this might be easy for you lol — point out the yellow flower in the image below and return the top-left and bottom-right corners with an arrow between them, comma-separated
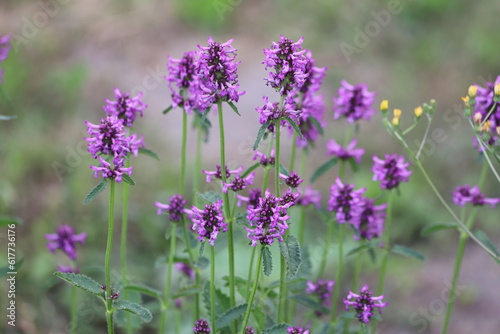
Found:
391,117 -> 399,126
393,109 -> 402,118
380,100 -> 389,112
468,85 -> 477,98
414,106 -> 423,118
495,83 -> 500,96
480,120 -> 491,132
461,96 -> 469,107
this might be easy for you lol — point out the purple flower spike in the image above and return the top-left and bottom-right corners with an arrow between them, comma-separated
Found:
222,172 -> 255,193
328,178 -> 366,224
202,165 -> 243,183
287,326 -> 310,334
198,37 -> 245,107
167,51 -> 203,113
257,95 -> 303,128
188,199 -> 227,246
45,225 -> 87,261
155,194 -> 187,222
175,262 -> 195,280
104,88 -> 147,127
326,138 -> 365,163
352,198 -> 387,240
372,154 -> 412,190
453,185 -> 499,208
333,81 -> 376,123
85,115 -> 131,158
193,318 -> 211,334
237,188 -> 262,209
306,279 -> 335,310
295,94 -> 326,148
90,156 -> 133,183
280,171 -> 303,188
253,150 -> 275,166
344,284 -> 388,324
295,186 -> 322,208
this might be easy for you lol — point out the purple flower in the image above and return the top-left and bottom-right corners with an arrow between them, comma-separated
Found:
280,188 -> 300,207
280,171 -> 303,188
237,188 -> 262,209
452,185 -> 499,208
167,51 -> 203,113
344,284 -> 388,324
328,178 -> 366,224
155,194 -> 187,222
306,279 -> 335,307
299,50 -> 327,96
222,172 -> 255,193
85,115 -> 131,158
287,327 -> 310,334
263,35 -> 307,96
45,225 -> 87,261
193,318 -> 211,334
245,190 -> 293,246
326,138 -> 365,163
104,88 -> 147,127
253,150 -> 275,166
294,94 -> 326,148
202,165 -> 243,183
245,326 -> 255,334
0,34 -> 10,62
188,199 -> 227,246
57,265 -> 80,273
473,75 -> 500,133
175,262 -> 195,280
333,81 -> 376,123
90,156 -> 133,183
257,95 -> 302,126
372,154 -> 412,190
351,198 -> 387,240
198,37 -> 244,107
295,186 -> 321,208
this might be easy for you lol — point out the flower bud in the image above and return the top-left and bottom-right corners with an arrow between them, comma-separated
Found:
391,117 -> 399,126
480,120 -> 492,132
393,109 -> 402,118
473,112 -> 482,123
414,106 -> 423,118
468,85 -> 477,98
495,83 -> 500,96
380,100 -> 388,112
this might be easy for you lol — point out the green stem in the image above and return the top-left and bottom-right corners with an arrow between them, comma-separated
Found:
70,285 -> 77,334
290,132 -> 297,172
330,223 -> 345,325
297,150 -> 307,245
351,252 -> 362,291
318,218 -> 334,279
121,159 -> 131,334
181,218 -> 200,320
241,245 -> 263,333
246,246 -> 257,299
194,121 -> 203,206
181,111 -> 188,195
160,223 -> 177,334
210,246 -> 216,331
105,181 -> 116,334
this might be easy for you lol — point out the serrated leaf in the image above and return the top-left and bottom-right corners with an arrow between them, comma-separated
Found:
262,247 -> 273,276
263,323 -> 291,334
227,101 -> 241,116
235,213 -> 250,227
54,272 -> 103,295
162,105 -> 173,114
124,284 -> 162,300
291,295 -> 329,314
113,300 -> 152,323
252,305 -> 267,331
83,178 -> 108,204
309,116 -> 324,136
421,222 -> 459,236
0,215 -> 22,227
215,288 -> 231,314
254,121 -> 271,150
473,230 -> 500,260
242,163 -> 260,178
391,244 -> 425,261
310,157 -> 338,183
279,164 -> 289,176
216,303 -> 248,330
279,235 -> 302,278
172,285 -> 201,299
202,281 -> 211,315
198,191 -> 223,204
284,116 -> 305,141
121,174 -> 136,186
138,147 -> 160,160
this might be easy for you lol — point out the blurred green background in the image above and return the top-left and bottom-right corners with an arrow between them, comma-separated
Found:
1,0 -> 500,333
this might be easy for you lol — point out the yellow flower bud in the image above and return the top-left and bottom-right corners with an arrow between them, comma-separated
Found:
380,100 -> 388,112
461,96 -> 469,106
391,117 -> 399,126
495,83 -> 500,96
468,85 -> 477,98
393,109 -> 402,118
473,112 -> 482,123
480,120 -> 492,133
414,106 -> 423,118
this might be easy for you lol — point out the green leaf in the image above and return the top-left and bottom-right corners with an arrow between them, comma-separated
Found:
53,272 -> 103,295
216,303 -> 248,330
172,285 -> 201,299
391,244 -> 425,261
124,284 -> 162,301
347,157 -> 359,172
421,222 -> 459,236
473,230 -> 500,260
162,105 -> 173,114
195,256 -> 209,269
121,174 -> 136,186
253,121 -> 271,150
318,323 -> 331,334
235,213 -> 250,227
202,281 -> 211,314
309,116 -> 324,136
252,305 -> 267,331
199,107 -> 211,128
198,191 -> 223,204
215,288 -> 231,314
279,164 -> 289,176
262,247 -> 273,276
242,163 -> 260,178
199,242 -> 205,257
227,101 -> 241,116
112,300 -> 152,323
83,178 -> 108,204
279,235 -> 302,278
263,323 -> 291,334
310,158 -> 338,183
0,215 -> 22,227
284,116 -> 306,141
138,147 -> 160,160
291,295 -> 329,314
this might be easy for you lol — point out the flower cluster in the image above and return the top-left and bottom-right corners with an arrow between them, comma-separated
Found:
280,171 -> 303,188
306,279 -> 334,315
155,194 -> 187,222
167,50 -> 202,113
328,178 -> 366,224
256,95 -> 302,126
222,172 -> 255,193
287,326 -> 310,334
104,88 -> 147,127
0,34 -> 10,84
245,190 -> 295,246
326,138 -> 365,163
351,198 -> 387,240
344,284 -> 388,324
333,80 -> 376,123
253,150 -> 275,166
189,199 -> 227,246
198,37 -> 245,107
470,75 -> 500,146
372,154 -> 412,190
245,326 -> 255,334
45,224 -> 87,273
295,186 -> 321,208
175,262 -> 195,280
203,165 -> 243,183
237,188 -> 262,210
193,318 -> 211,334
452,185 -> 499,208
